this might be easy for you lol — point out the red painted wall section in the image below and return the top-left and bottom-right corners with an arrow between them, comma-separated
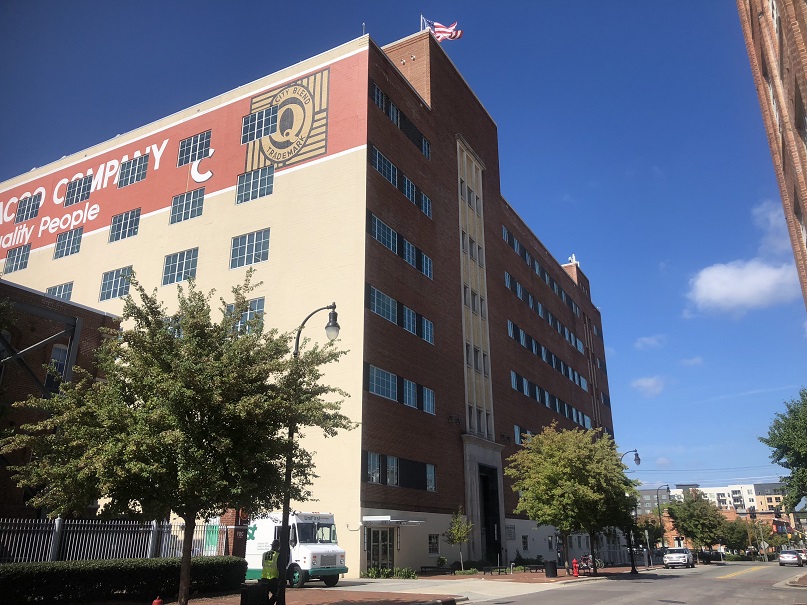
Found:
0,49 -> 368,254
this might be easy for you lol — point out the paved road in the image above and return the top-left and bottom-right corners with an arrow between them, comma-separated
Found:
470,562 -> 807,605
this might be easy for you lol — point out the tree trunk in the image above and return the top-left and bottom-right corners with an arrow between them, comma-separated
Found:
178,515 -> 197,605
589,531 -> 598,576
459,547 -> 464,571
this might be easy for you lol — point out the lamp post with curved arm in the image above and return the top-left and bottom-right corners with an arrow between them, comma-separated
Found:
656,484 -> 671,549
619,449 -> 641,574
276,303 -> 340,605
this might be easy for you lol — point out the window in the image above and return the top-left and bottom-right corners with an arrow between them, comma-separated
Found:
426,464 -> 436,492
388,102 -> 400,126
118,155 -> 149,188
162,248 -> 198,285
236,166 -> 274,204
4,244 -> 30,273
480,297 -> 487,319
109,208 -> 141,242
64,175 -> 92,207
44,344 -> 69,392
371,147 -> 397,186
483,353 -> 489,376
369,286 -> 397,323
422,254 -> 433,279
230,228 -> 270,269
370,215 -> 397,252
47,282 -> 73,300
241,107 -> 277,143
367,452 -> 380,483
474,347 -> 481,372
421,193 -> 432,218
99,266 -> 132,301
514,425 -> 522,445
178,130 -> 211,166
471,290 -> 479,314
469,237 -> 477,260
423,387 -> 435,414
404,177 -> 416,202
522,536 -> 529,551
53,227 -> 83,259
403,307 -> 417,334
15,193 -> 42,224
369,365 -> 397,400
387,456 -> 399,486
477,245 -> 484,266
403,240 -> 416,267
428,534 -> 439,554
227,297 -> 265,333
461,231 -> 468,253
466,343 -> 472,367
422,139 -> 431,159
403,379 -> 417,408
372,83 -> 384,109
422,318 -> 434,344
170,188 -> 205,224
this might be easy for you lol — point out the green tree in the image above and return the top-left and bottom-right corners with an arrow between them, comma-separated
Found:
0,274 -> 354,605
722,517 -> 751,552
760,388 -> 807,510
666,489 -> 724,553
504,423 -> 638,576
635,513 -> 663,548
442,507 -> 473,570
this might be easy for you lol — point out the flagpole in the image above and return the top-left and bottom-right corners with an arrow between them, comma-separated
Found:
420,15 -> 424,31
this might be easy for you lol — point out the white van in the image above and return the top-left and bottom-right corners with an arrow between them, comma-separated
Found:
244,511 -> 347,587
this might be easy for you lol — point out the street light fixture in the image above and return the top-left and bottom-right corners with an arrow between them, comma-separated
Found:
276,303 -> 340,605
619,449 -> 641,574
656,484 -> 670,549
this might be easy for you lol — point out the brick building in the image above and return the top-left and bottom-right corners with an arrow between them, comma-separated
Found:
737,0 -> 807,308
0,280 -> 118,517
0,31 -> 614,572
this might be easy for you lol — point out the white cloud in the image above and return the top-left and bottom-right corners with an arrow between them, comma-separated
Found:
686,259 -> 799,314
655,457 -> 671,467
635,334 -> 665,350
686,201 -> 800,315
680,356 -> 703,366
631,376 -> 665,397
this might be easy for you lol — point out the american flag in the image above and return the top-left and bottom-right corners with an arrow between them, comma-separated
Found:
421,17 -> 463,42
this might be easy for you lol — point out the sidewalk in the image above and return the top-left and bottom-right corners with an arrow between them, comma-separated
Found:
149,566 -> 633,605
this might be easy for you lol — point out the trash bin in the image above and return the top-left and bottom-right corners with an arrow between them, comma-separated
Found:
544,560 -> 558,578
240,581 -> 268,605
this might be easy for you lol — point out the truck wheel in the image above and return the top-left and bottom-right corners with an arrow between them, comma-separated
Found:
323,574 -> 339,587
288,564 -> 306,589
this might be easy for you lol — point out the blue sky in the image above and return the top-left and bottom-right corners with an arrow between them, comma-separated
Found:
1,1 -> 805,490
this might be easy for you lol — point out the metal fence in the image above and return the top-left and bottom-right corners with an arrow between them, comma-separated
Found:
0,518 -> 236,563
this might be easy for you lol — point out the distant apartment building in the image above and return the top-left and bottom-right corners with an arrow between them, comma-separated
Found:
737,0 -> 807,308
0,31 -> 615,572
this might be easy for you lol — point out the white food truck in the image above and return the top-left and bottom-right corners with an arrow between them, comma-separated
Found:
245,511 -> 347,587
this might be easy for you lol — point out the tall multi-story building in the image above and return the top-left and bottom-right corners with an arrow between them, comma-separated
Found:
737,0 -> 807,308
0,31 -> 613,573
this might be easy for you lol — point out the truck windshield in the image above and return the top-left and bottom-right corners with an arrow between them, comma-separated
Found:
295,522 -> 338,544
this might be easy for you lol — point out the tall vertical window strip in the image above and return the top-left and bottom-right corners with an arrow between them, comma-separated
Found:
403,379 -> 417,408
162,248 -> 199,286
170,188 -> 205,224
387,456 -> 399,486
422,318 -> 434,344
241,107 -> 278,144
236,166 -> 274,204
64,175 -> 92,207
100,266 -> 132,301
426,464 -> 436,492
4,244 -> 30,273
403,307 -> 417,334
230,228 -> 270,269
423,387 -> 435,414
117,155 -> 149,188
369,365 -> 397,400
54,227 -> 83,259
370,215 -> 397,253
369,286 -> 397,323
420,193 -> 432,218
371,147 -> 397,186
367,452 -> 381,483
46,282 -> 73,301
14,193 -> 42,224
422,254 -> 433,279
177,130 -> 211,166
109,208 -> 141,242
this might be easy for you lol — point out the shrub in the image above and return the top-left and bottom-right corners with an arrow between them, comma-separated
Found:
436,556 -> 447,568
455,568 -> 478,575
0,556 -> 246,605
361,567 -> 417,580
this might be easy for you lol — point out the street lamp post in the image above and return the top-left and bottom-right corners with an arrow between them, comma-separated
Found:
620,449 -> 641,574
656,484 -> 670,549
276,303 -> 340,605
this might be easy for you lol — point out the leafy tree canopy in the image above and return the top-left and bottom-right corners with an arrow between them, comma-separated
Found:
442,507 -> 473,570
635,514 -> 663,547
666,489 -> 724,550
0,272 -> 354,604
722,517 -> 751,552
760,388 -> 807,510
504,423 -> 639,538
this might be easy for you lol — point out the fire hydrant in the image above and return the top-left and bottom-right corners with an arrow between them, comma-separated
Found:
572,558 -> 579,577
152,597 -> 163,605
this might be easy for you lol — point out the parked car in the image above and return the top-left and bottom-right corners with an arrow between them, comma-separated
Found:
779,550 -> 804,567
792,548 -> 807,562
663,548 -> 695,569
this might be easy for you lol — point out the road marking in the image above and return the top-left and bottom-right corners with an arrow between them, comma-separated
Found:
717,567 -> 767,579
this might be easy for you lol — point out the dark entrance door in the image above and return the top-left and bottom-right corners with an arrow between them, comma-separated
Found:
478,464 -> 501,563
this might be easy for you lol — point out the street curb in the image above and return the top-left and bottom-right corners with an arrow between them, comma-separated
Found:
414,600 -> 459,605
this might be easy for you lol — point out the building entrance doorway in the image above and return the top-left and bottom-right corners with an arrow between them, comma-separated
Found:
478,464 -> 501,563
367,527 -> 395,569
